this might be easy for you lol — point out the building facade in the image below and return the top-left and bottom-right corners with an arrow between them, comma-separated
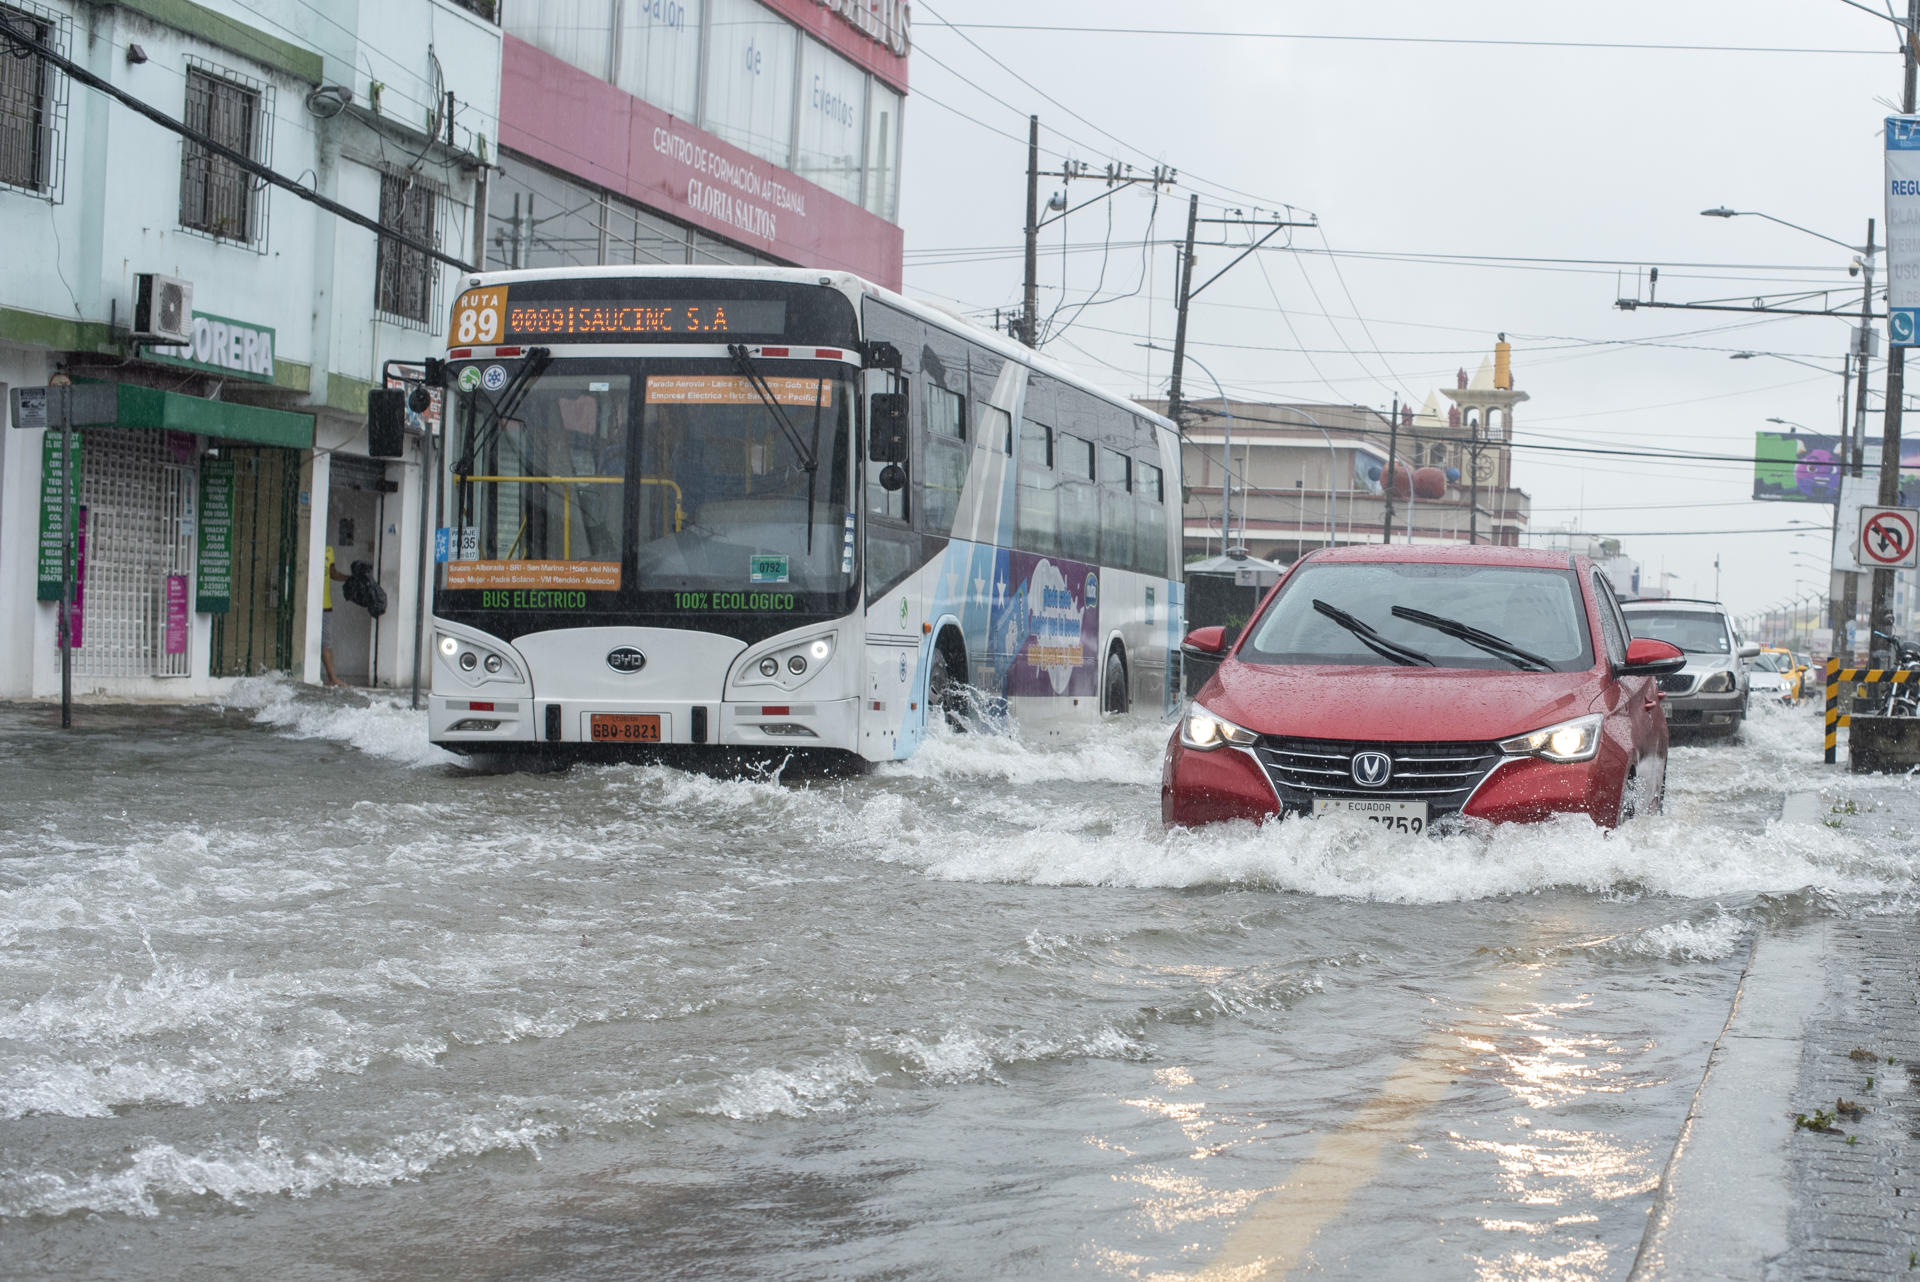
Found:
0,0 -> 501,700
492,0 -> 906,283
1155,343 -> 1533,565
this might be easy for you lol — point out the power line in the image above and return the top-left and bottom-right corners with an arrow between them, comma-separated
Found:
934,23 -> 1885,56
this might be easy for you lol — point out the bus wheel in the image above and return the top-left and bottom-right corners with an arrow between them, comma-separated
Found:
929,632 -> 968,731
1102,647 -> 1130,716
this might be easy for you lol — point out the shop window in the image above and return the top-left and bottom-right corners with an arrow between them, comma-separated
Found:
702,0 -> 796,167
0,1 -> 67,199
794,36 -> 865,203
505,0 -> 614,80
487,156 -> 602,269
618,0 -> 702,121
863,78 -> 901,221
375,169 -> 442,326
179,62 -> 271,248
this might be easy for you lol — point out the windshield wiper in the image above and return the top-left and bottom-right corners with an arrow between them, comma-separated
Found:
1390,605 -> 1555,671
727,344 -> 819,475
1312,599 -> 1435,667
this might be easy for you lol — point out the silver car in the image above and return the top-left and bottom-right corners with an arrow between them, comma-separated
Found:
1620,599 -> 1760,738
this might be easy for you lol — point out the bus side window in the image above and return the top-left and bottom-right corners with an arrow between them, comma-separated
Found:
1016,418 -> 1057,556
1058,433 -> 1098,563
921,382 -> 968,536
978,404 -> 1012,456
1100,446 -> 1133,570
1136,460 -> 1167,576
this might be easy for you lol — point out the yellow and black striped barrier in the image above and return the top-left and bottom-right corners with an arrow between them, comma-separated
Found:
1824,658 -> 1920,763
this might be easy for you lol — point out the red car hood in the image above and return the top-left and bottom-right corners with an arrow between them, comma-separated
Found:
1202,659 -> 1599,743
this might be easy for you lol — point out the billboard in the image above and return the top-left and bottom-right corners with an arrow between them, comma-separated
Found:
1752,430 -> 1920,503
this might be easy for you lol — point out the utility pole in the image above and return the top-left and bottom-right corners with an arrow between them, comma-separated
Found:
1840,218 -> 1877,650
1383,397 -> 1398,543
1873,0 -> 1920,657
1166,195 -> 1200,426
1167,202 -> 1317,428
1021,115 -> 1039,347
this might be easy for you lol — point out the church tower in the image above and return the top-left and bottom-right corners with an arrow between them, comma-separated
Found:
1439,335 -> 1529,493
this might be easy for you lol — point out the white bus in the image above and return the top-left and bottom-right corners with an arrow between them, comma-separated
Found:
422,266 -> 1183,762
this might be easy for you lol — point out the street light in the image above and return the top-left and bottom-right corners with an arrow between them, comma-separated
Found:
1766,416 -> 1811,431
1699,207 -> 1864,255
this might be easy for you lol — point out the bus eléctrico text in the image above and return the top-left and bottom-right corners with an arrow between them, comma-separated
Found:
423,266 -> 1184,762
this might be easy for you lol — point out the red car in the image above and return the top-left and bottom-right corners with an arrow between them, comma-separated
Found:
1163,546 -> 1686,830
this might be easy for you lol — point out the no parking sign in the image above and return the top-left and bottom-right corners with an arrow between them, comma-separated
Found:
1856,505 -> 1920,569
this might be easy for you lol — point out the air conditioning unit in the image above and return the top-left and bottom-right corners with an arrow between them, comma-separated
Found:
133,273 -> 193,345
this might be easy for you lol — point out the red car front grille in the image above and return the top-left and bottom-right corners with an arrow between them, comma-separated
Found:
1253,736 -> 1506,816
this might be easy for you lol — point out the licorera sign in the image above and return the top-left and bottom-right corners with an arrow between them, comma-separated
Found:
147,312 -> 277,383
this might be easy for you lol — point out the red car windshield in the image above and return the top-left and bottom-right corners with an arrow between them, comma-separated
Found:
1240,562 -> 1595,672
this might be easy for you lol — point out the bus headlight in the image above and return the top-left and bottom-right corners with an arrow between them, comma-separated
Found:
788,655 -> 808,675
760,657 -> 780,677
459,651 -> 478,671
484,654 -> 503,674
439,635 -> 458,657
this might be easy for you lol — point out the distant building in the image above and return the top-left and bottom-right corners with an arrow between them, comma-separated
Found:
1148,340 -> 1531,565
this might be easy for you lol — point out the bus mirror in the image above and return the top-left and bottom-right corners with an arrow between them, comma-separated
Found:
869,393 -> 909,462
367,387 -> 407,458
879,462 -> 907,492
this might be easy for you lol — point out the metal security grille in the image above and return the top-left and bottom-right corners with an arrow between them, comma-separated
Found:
1253,736 -> 1506,818
0,1 -> 68,200
376,169 -> 441,325
209,447 -> 299,676
180,61 -> 271,249
75,430 -> 193,679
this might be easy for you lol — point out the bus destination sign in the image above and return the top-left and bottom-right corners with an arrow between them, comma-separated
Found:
504,300 -> 788,341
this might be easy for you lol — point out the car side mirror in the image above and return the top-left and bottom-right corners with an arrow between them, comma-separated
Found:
869,393 -> 908,462
1737,641 -> 1761,660
1620,637 -> 1686,676
1181,625 -> 1228,655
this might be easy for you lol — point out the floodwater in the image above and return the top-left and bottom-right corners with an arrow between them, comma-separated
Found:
0,689 -> 1914,1281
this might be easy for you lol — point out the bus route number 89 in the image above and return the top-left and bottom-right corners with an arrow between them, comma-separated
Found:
452,288 -> 507,346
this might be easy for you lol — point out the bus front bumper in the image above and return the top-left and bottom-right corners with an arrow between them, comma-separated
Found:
430,695 -> 861,753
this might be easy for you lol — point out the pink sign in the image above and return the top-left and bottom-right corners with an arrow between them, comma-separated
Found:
69,506 -> 86,650
165,574 -> 188,655
501,38 -> 905,290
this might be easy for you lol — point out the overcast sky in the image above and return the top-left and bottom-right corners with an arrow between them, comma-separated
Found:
894,0 -> 1906,620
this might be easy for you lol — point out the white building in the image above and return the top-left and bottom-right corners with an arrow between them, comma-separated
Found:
0,0 -> 499,699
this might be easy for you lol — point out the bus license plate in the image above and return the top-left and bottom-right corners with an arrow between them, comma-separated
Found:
590,714 -> 662,743
1313,798 -> 1428,833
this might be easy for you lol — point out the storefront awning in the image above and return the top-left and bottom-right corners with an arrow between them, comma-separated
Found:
112,383 -> 314,450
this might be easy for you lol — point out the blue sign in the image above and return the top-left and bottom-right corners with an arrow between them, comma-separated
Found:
434,527 -> 451,564
1892,309 -> 1919,347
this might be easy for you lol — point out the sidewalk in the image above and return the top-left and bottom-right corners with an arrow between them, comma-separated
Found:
1630,785 -> 1920,1281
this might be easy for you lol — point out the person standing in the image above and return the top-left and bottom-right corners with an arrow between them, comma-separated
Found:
321,545 -> 350,687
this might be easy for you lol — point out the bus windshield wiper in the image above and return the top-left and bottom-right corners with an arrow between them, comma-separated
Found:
455,347 -> 551,512
1390,605 -> 1554,671
1312,599 -> 1435,667
728,344 -> 818,475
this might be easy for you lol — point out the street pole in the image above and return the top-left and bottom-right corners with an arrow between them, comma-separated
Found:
1021,115 -> 1039,348
1871,1 -> 1919,655
1383,397 -> 1398,543
1468,422 -> 1480,546
1842,219 -> 1877,652
1166,194 -> 1200,427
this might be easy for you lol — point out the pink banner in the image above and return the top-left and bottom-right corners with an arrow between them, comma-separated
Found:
70,506 -> 86,650
502,38 -> 904,290
166,574 -> 188,655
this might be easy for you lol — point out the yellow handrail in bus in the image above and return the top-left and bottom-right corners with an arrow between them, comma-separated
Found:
453,474 -> 687,535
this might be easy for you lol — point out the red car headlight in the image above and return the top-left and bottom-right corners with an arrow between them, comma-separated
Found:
1498,713 -> 1603,763
1180,704 -> 1260,751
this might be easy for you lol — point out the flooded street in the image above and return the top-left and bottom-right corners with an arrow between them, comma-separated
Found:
2,691 -> 1916,1281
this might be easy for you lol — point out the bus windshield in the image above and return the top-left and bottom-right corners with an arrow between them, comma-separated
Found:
444,357 -> 857,605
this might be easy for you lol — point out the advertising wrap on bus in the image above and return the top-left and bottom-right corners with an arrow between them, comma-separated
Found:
990,551 -> 1100,698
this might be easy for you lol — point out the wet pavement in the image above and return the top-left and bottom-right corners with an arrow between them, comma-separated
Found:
0,686 -> 1914,1281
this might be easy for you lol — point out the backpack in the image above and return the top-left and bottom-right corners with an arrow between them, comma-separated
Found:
344,561 -> 387,618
